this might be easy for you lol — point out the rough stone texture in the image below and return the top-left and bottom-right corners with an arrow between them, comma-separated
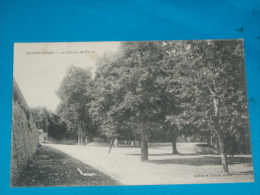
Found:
11,80 -> 39,185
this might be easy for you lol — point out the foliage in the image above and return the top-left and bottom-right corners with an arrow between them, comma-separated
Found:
30,107 -> 49,132
54,40 -> 250,165
56,66 -> 95,141
30,107 -> 68,141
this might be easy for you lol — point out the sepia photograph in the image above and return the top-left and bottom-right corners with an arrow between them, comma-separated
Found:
11,40 -> 254,187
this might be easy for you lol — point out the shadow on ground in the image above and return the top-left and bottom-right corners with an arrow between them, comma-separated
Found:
151,153 -> 201,156
13,145 -> 120,187
148,156 -> 252,166
231,170 -> 254,175
127,153 -> 202,156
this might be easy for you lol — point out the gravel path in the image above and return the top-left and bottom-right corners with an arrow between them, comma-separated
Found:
48,143 -> 254,185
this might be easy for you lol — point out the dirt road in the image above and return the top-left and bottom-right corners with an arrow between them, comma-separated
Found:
48,143 -> 254,185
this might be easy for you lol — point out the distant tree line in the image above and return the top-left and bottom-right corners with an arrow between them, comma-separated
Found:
30,107 -> 75,142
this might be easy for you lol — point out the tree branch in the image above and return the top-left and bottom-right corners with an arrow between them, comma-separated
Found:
208,85 -> 216,96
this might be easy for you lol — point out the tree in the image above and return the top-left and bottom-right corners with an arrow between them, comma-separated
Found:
30,107 -> 49,132
88,40 -> 249,170
115,41 -> 167,160
88,53 -> 126,152
167,39 -> 249,174
90,41 -> 186,159
56,66 -> 95,145
31,107 -> 67,142
154,41 -> 194,154
106,41 -> 180,159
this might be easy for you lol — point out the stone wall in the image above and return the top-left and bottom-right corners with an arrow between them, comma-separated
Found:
11,80 -> 39,185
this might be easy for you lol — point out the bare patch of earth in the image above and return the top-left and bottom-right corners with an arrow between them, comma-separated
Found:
13,145 -> 120,187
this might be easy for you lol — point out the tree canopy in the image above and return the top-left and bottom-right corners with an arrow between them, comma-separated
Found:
56,66 -> 95,145
53,40 -> 250,173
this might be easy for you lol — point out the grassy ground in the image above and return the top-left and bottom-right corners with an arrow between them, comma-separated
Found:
13,145 -> 120,187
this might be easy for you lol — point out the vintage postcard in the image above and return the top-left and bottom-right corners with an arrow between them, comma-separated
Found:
11,40 -> 254,187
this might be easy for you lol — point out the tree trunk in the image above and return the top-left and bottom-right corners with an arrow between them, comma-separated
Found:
108,136 -> 115,153
207,132 -> 213,147
213,97 -> 229,174
82,135 -> 86,146
215,122 -> 229,174
88,134 -> 92,143
80,133 -> 84,146
46,117 -> 49,141
78,125 -> 81,146
172,128 -> 180,154
84,135 -> 88,145
78,121 -> 83,146
141,128 -> 148,161
207,137 -> 210,146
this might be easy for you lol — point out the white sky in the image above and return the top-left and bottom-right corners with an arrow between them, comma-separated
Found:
14,42 -> 120,112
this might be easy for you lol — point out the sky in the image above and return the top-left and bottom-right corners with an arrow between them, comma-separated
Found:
14,42 -> 120,112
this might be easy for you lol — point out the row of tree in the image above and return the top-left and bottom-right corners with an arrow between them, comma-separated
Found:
55,40 -> 250,174
30,107 -> 71,142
